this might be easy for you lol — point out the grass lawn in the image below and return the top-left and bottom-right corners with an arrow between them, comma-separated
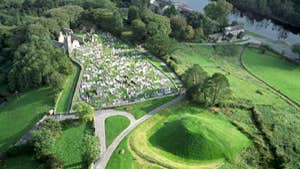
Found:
115,96 -> 174,119
2,155 -> 39,169
105,116 -> 130,147
51,120 -> 93,169
243,47 -> 300,104
128,101 -> 250,169
55,64 -> 79,113
0,88 -> 54,152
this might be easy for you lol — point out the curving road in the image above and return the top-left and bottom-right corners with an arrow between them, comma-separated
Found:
93,94 -> 184,169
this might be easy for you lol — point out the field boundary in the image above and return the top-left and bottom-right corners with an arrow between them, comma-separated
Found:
239,46 -> 300,109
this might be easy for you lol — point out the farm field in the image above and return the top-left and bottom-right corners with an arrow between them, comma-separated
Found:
0,88 -> 54,151
51,120 -> 93,169
243,47 -> 300,104
55,64 -> 80,113
115,96 -> 174,119
105,115 -> 130,147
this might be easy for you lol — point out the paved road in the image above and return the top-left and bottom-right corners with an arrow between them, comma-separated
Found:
94,110 -> 136,155
93,94 -> 184,169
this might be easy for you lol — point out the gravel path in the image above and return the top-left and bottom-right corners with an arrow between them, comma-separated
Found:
93,94 -> 184,169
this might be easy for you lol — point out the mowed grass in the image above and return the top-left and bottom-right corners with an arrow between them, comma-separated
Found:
115,96 -> 174,119
129,101 -> 250,169
243,47 -> 300,104
105,116 -> 130,147
149,114 -> 251,161
0,88 -> 54,151
51,120 -> 93,169
55,64 -> 79,113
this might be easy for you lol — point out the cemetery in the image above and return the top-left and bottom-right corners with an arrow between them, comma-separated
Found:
73,32 -> 177,108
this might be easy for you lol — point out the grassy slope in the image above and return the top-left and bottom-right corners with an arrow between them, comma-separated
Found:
55,64 -> 79,113
51,121 -> 92,169
129,101 -> 249,169
0,88 -> 54,151
172,44 -> 300,168
149,114 -> 251,161
2,155 -> 39,169
115,96 -> 174,119
105,116 -> 130,147
243,47 -> 300,104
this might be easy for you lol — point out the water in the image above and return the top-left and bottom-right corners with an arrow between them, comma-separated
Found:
172,0 -> 300,45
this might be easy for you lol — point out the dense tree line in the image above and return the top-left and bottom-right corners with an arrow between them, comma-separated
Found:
227,0 -> 300,27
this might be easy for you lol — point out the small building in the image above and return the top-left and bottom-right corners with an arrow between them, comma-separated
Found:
224,25 -> 245,37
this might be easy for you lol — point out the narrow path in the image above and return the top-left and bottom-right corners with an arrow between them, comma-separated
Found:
239,47 -> 300,109
94,94 -> 184,169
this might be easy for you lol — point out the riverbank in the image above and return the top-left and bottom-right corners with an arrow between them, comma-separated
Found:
227,0 -> 300,29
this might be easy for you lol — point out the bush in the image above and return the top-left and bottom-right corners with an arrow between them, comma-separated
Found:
5,144 -> 34,157
31,129 -> 56,159
81,134 -> 100,167
39,119 -> 62,139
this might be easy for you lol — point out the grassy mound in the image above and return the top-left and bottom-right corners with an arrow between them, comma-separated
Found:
149,114 -> 251,162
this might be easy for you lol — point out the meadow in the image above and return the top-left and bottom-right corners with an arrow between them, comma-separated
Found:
243,47 -> 300,104
0,88 -> 54,152
105,116 -> 130,147
51,120 -> 93,169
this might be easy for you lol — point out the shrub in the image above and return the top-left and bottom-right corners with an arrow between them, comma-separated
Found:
81,134 -> 100,167
39,119 -> 62,139
31,129 -> 56,159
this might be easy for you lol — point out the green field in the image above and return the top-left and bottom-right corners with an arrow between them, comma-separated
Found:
51,120 -> 93,169
105,116 -> 130,147
243,47 -> 300,104
55,64 -> 80,113
108,43 -> 300,169
0,88 -> 54,151
128,101 -> 250,169
115,96 -> 174,119
149,114 -> 250,161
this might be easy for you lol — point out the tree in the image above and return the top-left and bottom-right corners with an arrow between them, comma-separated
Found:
170,15 -> 187,40
182,64 -> 208,90
145,33 -> 178,58
201,73 -> 231,106
82,134 -> 100,167
128,5 -> 140,23
193,28 -> 205,42
183,25 -> 195,41
39,119 -> 62,139
204,0 -> 233,26
292,44 -> 300,56
73,102 -> 95,122
131,19 -> 146,42
31,129 -> 56,159
163,5 -> 179,17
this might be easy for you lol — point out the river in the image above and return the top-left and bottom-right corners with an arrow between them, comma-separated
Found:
171,0 -> 300,45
